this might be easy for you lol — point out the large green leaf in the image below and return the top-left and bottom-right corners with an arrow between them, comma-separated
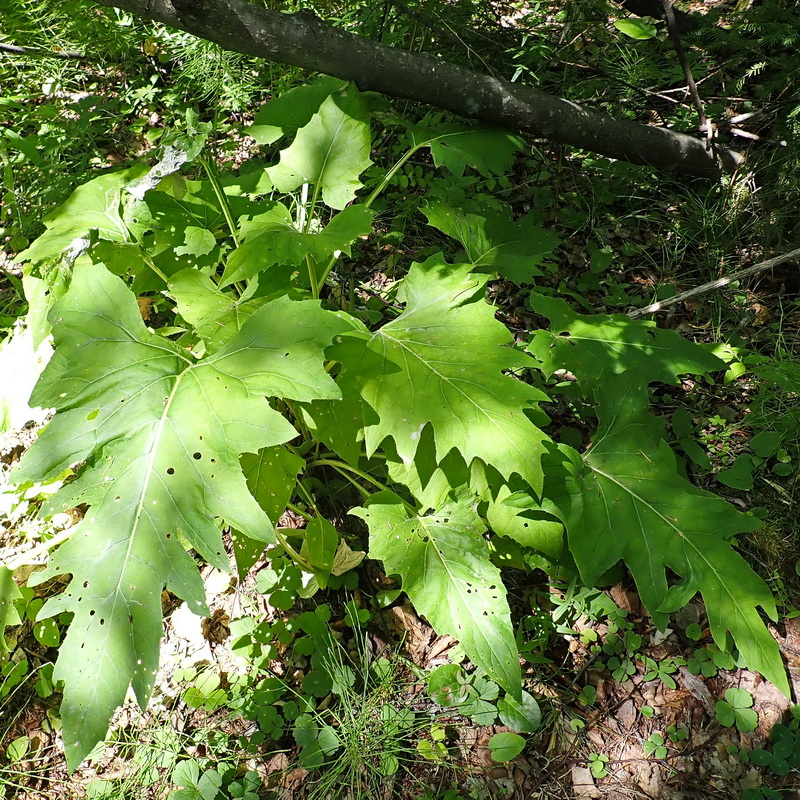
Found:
333,256 -> 550,494
15,166 -> 148,265
169,268 -> 236,336
300,397 -> 368,467
486,484 -> 564,558
250,77 -> 344,145
134,176 -> 264,291
234,445 -> 305,574
221,203 -> 374,287
168,267 -> 297,354
385,425 -> 471,511
527,293 -> 724,387
406,121 -> 524,177
614,18 -> 657,39
422,201 -> 559,283
0,566 -> 23,654
267,84 -> 372,209
13,263 -> 350,768
353,492 -> 521,697
548,376 -> 788,694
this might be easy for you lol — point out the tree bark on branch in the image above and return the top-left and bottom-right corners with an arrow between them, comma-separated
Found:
93,0 -> 742,178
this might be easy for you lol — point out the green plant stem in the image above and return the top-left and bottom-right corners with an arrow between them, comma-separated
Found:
303,180 -> 322,234
293,482 -> 322,516
274,525 -> 315,572
364,144 -> 422,209
362,129 -> 465,210
302,180 -> 324,297
287,499 -> 314,522
142,253 -> 171,285
2,526 -> 75,572
281,400 -> 311,441
200,152 -> 240,248
316,134 -> 453,288
306,252 -> 320,299
0,139 -> 21,230
308,458 -> 416,513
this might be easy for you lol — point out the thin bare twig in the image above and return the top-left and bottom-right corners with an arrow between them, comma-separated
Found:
661,0 -> 708,138
627,247 -> 800,319
0,41 -> 85,60
386,0 -> 497,75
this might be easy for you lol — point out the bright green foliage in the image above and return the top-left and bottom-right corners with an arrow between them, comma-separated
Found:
485,484 -> 564,557
235,445 -> 305,573
221,204 -> 375,287
354,493 -> 521,697
422,202 -> 559,283
550,377 -> 788,694
642,733 -> 668,759
487,732 -> 526,762
497,690 -> 541,733
169,760 -> 223,800
12,263 -> 350,769
588,752 -> 610,778
4,77 -> 791,774
0,566 -> 23,653
167,269 -> 247,348
267,83 -> 372,209
527,293 -> 724,388
335,256 -> 550,493
715,688 -> 758,732
302,516 -> 339,586
250,77 -> 344,145
412,123 -> 525,177
614,18 -> 658,39
15,166 -> 149,266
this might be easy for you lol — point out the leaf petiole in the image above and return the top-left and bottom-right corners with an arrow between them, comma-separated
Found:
1,526 -> 76,572
308,458 -> 416,513
199,152 -> 240,248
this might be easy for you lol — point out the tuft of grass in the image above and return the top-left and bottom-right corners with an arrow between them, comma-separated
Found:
287,627 -> 448,800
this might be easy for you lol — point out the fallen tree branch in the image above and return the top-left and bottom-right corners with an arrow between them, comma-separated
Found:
628,247 -> 800,318
91,0 -> 744,178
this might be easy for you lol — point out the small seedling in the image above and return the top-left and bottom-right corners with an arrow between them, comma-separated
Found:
684,622 -> 703,641
667,724 -> 688,743
687,645 -> 736,678
426,664 -> 541,731
588,752 -> 610,778
741,789 -> 783,800
488,732 -> 526,762
186,674 -> 228,713
607,655 -> 636,681
643,733 -> 668,759
417,725 -> 449,763
715,688 -> 758,733
727,743 -> 750,763
748,722 -> 800,775
579,685 -> 597,706
641,655 -> 681,689
168,759 -> 223,800
5,735 -> 30,763
228,770 -> 260,800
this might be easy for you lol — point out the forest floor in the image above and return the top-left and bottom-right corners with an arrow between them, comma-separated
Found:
3,2 -> 800,794
2,222 -> 800,799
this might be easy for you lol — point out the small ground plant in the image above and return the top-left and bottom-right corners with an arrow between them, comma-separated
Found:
0,77 -> 791,774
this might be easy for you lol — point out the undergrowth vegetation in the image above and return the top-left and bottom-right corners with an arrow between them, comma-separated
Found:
1,1 -> 800,799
